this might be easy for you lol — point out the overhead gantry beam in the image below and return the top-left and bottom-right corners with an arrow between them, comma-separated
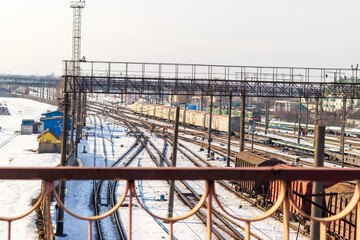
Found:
63,60 -> 360,98
0,74 -> 59,87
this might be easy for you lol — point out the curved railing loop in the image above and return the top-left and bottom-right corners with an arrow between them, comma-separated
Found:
50,181 -> 129,221
0,181 -> 48,221
288,181 -> 360,222
212,180 -> 286,222
131,179 -> 210,223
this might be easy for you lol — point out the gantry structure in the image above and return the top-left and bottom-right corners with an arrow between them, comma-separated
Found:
62,60 -> 360,99
0,74 -> 59,87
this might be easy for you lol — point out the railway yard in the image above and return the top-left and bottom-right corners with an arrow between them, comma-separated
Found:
1,96 -> 359,240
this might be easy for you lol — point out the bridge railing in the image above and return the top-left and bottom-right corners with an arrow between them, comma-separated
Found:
1,167 -> 359,240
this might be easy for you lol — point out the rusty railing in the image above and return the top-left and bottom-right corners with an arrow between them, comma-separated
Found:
0,167 -> 359,240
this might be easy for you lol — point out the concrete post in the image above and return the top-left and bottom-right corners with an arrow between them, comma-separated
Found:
310,125 -> 325,240
265,98 -> 269,135
227,95 -> 232,167
306,100 -> 309,134
341,97 -> 346,167
56,93 -> 69,236
319,99 -> 323,125
239,93 -> 246,152
167,106 -> 180,218
298,98 -> 302,144
207,96 -> 213,155
219,96 -> 222,114
70,91 -> 76,148
313,98 -> 319,147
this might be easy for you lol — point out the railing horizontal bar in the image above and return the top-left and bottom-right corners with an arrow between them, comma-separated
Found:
0,167 -> 359,181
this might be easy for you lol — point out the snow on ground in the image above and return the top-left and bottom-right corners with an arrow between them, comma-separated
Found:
0,97 -> 60,240
0,95 -> 310,239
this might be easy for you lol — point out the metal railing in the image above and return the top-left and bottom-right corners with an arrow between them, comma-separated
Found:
0,167 -> 359,240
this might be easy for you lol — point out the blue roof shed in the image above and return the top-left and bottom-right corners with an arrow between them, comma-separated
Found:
42,110 -> 63,118
22,119 -> 35,125
40,116 -> 71,138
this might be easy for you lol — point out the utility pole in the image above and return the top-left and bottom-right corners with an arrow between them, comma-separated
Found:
218,96 -> 222,114
341,97 -> 346,167
298,98 -> 302,144
310,125 -> 325,240
56,93 -> 69,236
306,99 -> 309,134
227,95 -> 232,167
251,121 -> 255,152
264,98 -> 269,135
167,107 -> 180,218
207,96 -> 213,157
239,93 -> 246,152
313,98 -> 319,147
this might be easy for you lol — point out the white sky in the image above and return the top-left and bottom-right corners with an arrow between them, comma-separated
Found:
1,0 -> 360,75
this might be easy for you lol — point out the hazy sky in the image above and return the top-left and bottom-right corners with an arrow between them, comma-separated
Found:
1,0 -> 360,75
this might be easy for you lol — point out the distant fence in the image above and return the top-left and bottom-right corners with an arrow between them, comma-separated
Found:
19,94 -> 58,106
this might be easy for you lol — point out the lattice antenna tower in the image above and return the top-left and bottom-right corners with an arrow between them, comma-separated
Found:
70,0 -> 85,75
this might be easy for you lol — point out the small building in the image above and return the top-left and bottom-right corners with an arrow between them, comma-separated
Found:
40,111 -> 71,137
21,119 -> 35,135
37,129 -> 61,153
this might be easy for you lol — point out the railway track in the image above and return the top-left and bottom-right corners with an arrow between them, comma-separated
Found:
91,115 -> 136,240
90,104 -> 308,239
119,118 -> 254,239
0,132 -> 20,149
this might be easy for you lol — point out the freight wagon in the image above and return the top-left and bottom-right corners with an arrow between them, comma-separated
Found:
233,152 -> 351,237
132,102 -> 241,133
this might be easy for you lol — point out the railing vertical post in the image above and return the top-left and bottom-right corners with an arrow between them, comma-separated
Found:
245,221 -> 250,240
169,222 -> 174,240
8,221 -> 11,240
283,181 -> 290,240
207,181 -> 213,240
168,107 -> 180,218
88,220 -> 92,240
46,183 -> 52,240
129,181 -> 133,240
310,125 -> 326,240
356,201 -> 360,240
227,94 -> 232,167
320,222 -> 327,240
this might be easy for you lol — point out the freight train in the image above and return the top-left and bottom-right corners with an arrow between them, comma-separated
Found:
131,102 -> 360,166
233,152 -> 356,238
131,102 -> 241,133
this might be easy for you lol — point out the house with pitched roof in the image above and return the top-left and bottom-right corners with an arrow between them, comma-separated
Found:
37,129 -> 61,153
